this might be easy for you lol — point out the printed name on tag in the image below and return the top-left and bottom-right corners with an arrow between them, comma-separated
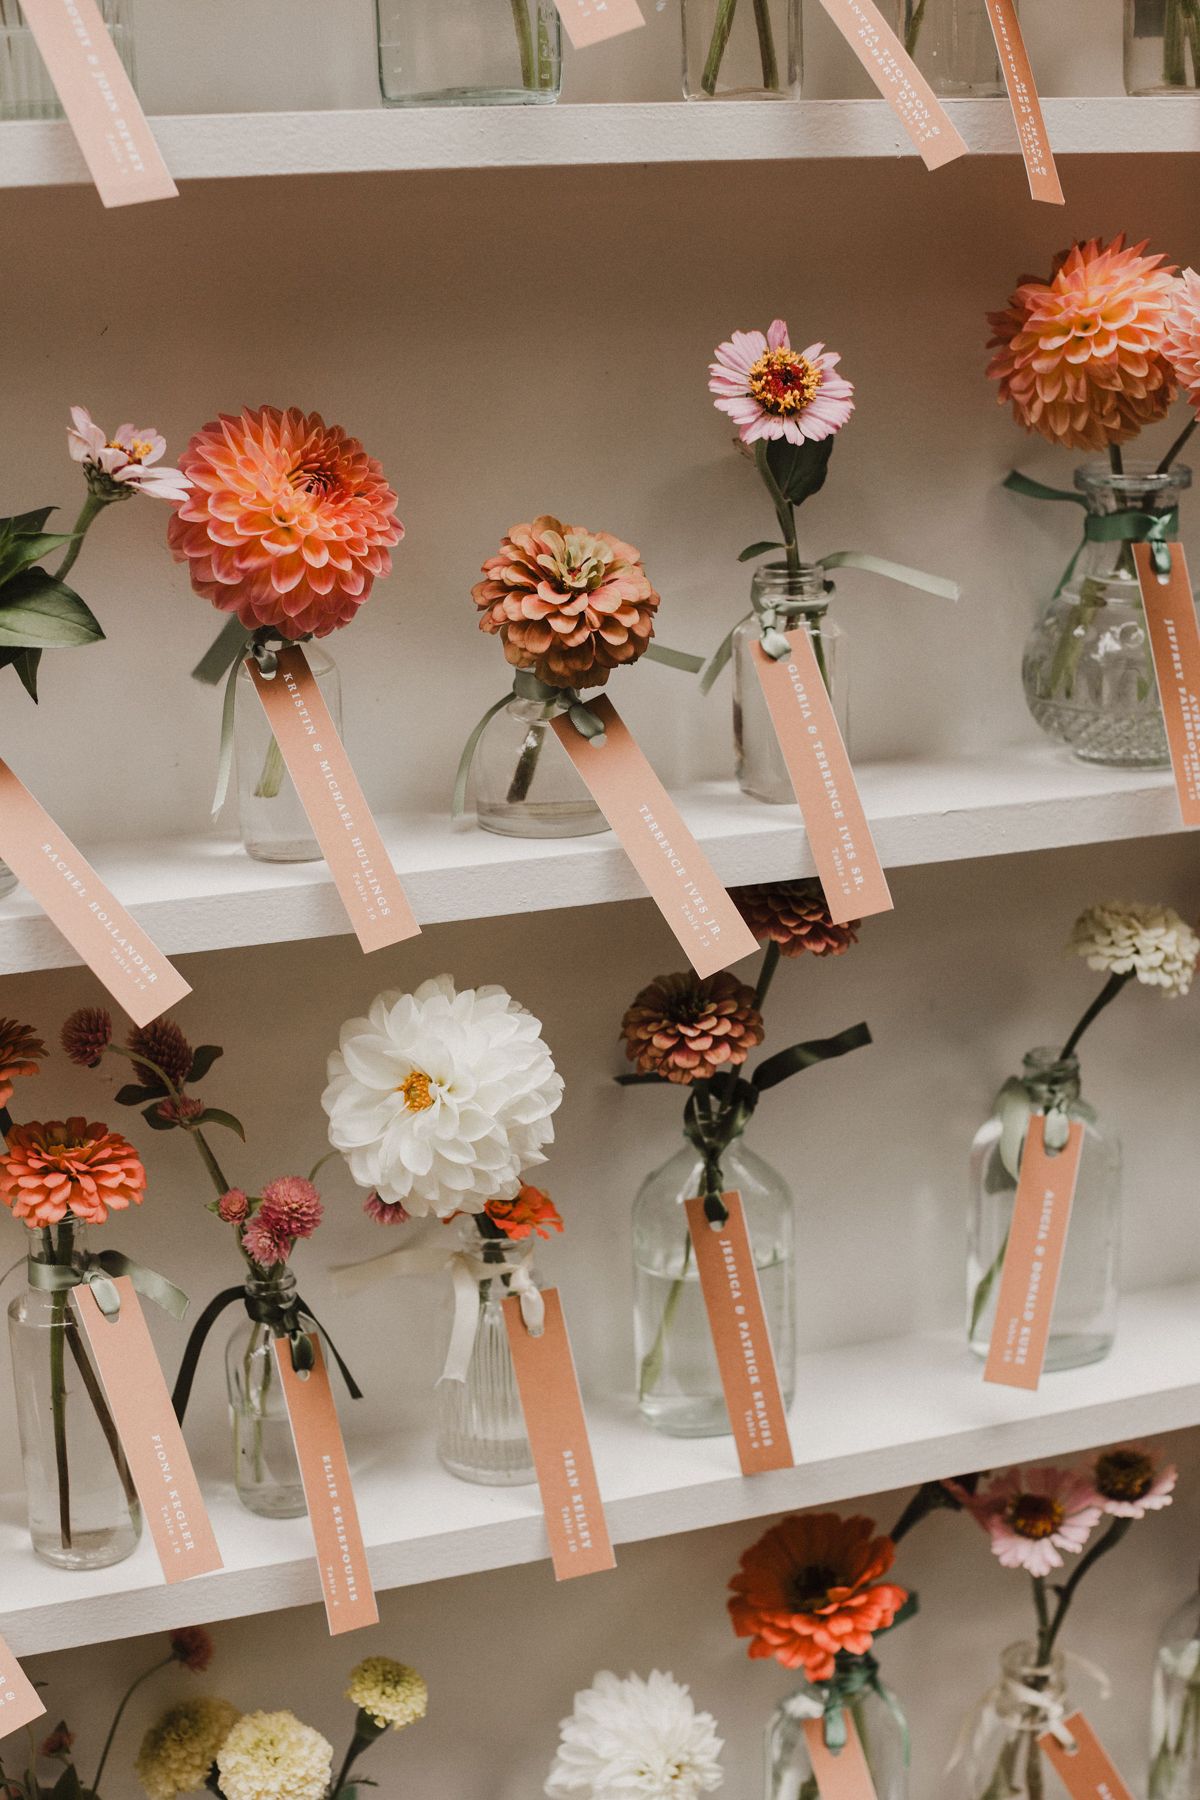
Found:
683,1193 -> 793,1475
502,1289 -> 616,1580
19,0 -> 177,208
0,756 -> 191,1026
1039,1712 -> 1136,1800
983,1116 -> 1084,1392
74,1279 -> 223,1582
803,1712 -> 878,1800
983,0 -> 1063,204
751,632 -> 893,926
558,0 -> 645,48
0,1637 -> 46,1733
1133,543 -> 1200,827
273,1335 -> 379,1635
551,697 -> 759,978
816,0 -> 969,171
248,646 -> 421,954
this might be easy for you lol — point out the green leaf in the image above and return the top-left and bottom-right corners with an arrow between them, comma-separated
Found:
13,648 -> 41,702
613,1072 -> 670,1086
48,1766 -> 83,1800
737,541 -> 785,563
0,571 -> 104,648
6,507 -> 56,535
0,533 -> 74,587
141,1103 -> 178,1131
196,1107 -> 246,1141
116,1081 -> 162,1105
766,435 -> 834,507
187,1044 -> 224,1084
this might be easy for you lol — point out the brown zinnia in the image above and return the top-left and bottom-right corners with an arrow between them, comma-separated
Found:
127,1017 -> 194,1092
0,1018 -> 46,1108
732,878 -> 860,958
60,1007 -> 113,1069
620,971 -> 764,1084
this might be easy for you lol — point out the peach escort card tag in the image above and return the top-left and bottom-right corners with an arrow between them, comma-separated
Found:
0,1638 -> 46,1734
0,756 -> 191,1026
558,0 -> 645,47
751,632 -> 893,926
551,697 -> 759,979
1133,543 -> 1200,827
983,0 -> 1063,205
1038,1713 -> 1136,1800
74,1279 -> 223,1581
18,0 -> 177,209
816,0 -> 968,171
272,1334 -> 379,1635
683,1193 -> 793,1476
502,1289 -> 616,1581
983,1116 -> 1084,1392
248,646 -> 421,954
802,1713 -> 877,1800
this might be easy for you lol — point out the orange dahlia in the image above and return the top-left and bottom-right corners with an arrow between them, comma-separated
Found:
987,235 -> 1178,450
472,516 -> 660,689
728,1512 -> 907,1679
484,1183 -> 564,1241
167,407 -> 402,638
620,971 -> 764,1084
0,1118 -> 146,1226
0,1018 -> 46,1107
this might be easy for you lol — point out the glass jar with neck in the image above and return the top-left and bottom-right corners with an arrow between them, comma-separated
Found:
235,641 -> 341,862
1151,1574 -> 1200,1799
437,1218 -> 540,1484
225,1270 -> 306,1518
472,695 -> 608,839
8,1222 -> 143,1569
733,563 -> 848,805
962,1643 -> 1068,1800
896,0 -> 1008,96
0,860 -> 17,900
1022,463 -> 1191,767
767,1663 -> 908,1800
968,1047 -> 1120,1371
0,0 -> 136,119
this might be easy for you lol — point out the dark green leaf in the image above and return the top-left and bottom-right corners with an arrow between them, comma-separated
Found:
0,533 -> 74,587
875,1592 -> 919,1635
766,434 -> 834,507
613,1072 -> 670,1086
0,571 -> 104,648
752,1021 -> 872,1091
141,1103 -> 178,1131
195,1107 -> 246,1141
737,541 -> 785,563
7,508 -> 56,535
47,1766 -> 83,1800
13,648 -> 41,702
187,1044 -> 224,1084
116,1082 -> 162,1105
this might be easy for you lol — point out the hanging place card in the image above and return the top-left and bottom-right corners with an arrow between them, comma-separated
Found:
816,0 -> 969,170
0,1638 -> 45,1734
273,1334 -> 378,1636
803,1713 -> 877,1800
982,0 -> 1063,204
683,1193 -> 793,1475
248,646 -> 421,954
983,1116 -> 1084,1392
551,697 -> 759,979
19,0 -> 176,209
503,1289 -> 616,1581
0,756 -> 191,1027
1039,1713 -> 1135,1800
1133,543 -> 1200,828
558,0 -> 645,47
751,633 -> 893,926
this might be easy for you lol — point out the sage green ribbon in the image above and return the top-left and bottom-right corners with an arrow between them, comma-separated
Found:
191,618 -> 305,818
1002,471 -> 1178,597
26,1249 -> 188,1323
796,1654 -> 910,1759
451,670 -> 609,821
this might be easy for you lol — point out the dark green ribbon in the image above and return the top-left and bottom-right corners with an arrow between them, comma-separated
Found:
810,1653 -> 910,1761
26,1250 -> 188,1323
171,1283 -> 363,1424
1003,471 -> 1177,597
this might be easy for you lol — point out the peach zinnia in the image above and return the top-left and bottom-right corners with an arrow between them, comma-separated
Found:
620,971 -> 764,1084
0,1118 -> 146,1227
728,1513 -> 907,1679
0,1018 -> 47,1107
168,406 -> 403,638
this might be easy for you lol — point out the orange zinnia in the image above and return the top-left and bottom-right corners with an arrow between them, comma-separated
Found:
0,1018 -> 46,1108
728,1513 -> 907,1680
0,1119 -> 146,1227
484,1183 -> 564,1241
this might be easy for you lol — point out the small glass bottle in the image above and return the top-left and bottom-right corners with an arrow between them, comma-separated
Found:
235,642 -> 340,863
8,1224 -> 142,1570
681,0 -> 802,99
0,860 -> 17,900
633,1133 -> 795,1438
437,1219 -> 538,1485
733,563 -> 849,805
225,1273 -> 306,1519
962,1644 -> 1067,1800
0,0 -> 136,119
1150,1577 -> 1200,1800
968,1047 -> 1120,1372
376,0 -> 562,106
767,1675 -> 908,1800
1125,0 -> 1200,93
896,0 -> 1007,97
473,697 -> 608,839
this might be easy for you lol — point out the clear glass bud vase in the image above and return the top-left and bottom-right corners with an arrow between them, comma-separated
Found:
0,860 -> 17,900
437,1220 -> 539,1485
681,0 -> 802,99
473,696 -> 608,839
1151,1578 -> 1200,1799
0,0 -> 136,119
734,563 -> 849,805
632,1132 -> 795,1437
8,1224 -> 142,1569
767,1674 -> 908,1800
968,1047 -> 1120,1372
963,1644 -> 1069,1800
1125,0 -> 1200,92
376,0 -> 562,105
896,0 -> 1007,96
235,641 -> 340,863
225,1273 -> 307,1519
1022,464 -> 1191,767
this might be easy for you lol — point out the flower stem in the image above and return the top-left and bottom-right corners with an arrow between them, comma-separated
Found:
510,0 -> 536,86
104,1043 -> 232,1194
1157,413 -> 1198,476
904,0 -> 928,56
253,736 -> 287,800
52,492 -> 106,584
1043,1517 -> 1132,1657
63,1316 -> 138,1511
751,0 -> 779,87
47,1219 -> 76,1549
753,939 -> 781,1012
331,1731 -> 375,1799
507,720 -> 547,804
639,1232 -> 692,1400
1060,969 -> 1133,1061
93,1657 -> 172,1793
754,441 -> 800,574
1108,441 -> 1125,477
701,0 -> 740,93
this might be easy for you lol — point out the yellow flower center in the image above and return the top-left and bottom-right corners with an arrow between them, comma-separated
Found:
748,348 -> 821,418
1093,1448 -> 1154,1502
108,437 -> 154,464
1007,1494 -> 1064,1540
397,1070 -> 434,1111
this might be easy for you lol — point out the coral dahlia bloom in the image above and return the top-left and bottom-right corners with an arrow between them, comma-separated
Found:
168,407 -> 402,639
0,1118 -> 146,1226
732,878 -> 860,958
1164,269 -> 1200,414
709,319 -> 854,447
949,1467 -> 1102,1577
987,235 -> 1178,451
67,407 -> 191,503
728,1513 -> 907,1680
473,516 -> 660,690
1091,1444 -> 1177,1518
0,1017 -> 46,1107
483,1183 -> 563,1240
620,971 -> 764,1084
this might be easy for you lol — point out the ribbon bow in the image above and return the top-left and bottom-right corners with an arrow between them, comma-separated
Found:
170,1282 -> 362,1423
191,617 -> 315,818
24,1248 -> 188,1324
946,1654 -> 1111,1775
1002,471 -> 1178,598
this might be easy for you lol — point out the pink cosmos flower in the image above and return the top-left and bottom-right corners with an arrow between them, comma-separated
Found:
1163,269 -> 1200,415
709,320 -> 854,446
67,407 -> 191,503
949,1467 -> 1102,1577
218,1188 -> 248,1224
1091,1444 -> 1177,1518
364,1191 -> 409,1225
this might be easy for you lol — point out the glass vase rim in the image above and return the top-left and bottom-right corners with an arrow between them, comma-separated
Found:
1022,1045 -> 1080,1077
243,1267 -> 298,1299
1074,461 -> 1191,494
751,560 -> 830,605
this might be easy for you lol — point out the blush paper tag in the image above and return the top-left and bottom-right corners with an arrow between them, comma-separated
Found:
19,0 -> 176,208
74,1279 -> 223,1582
752,632 -> 893,925
983,1116 -> 1084,1392
816,0 -> 969,170
0,756 -> 191,1026
249,647 -> 421,954
0,1638 -> 46,1733
1134,543 -> 1200,827
503,1289 -> 616,1581
551,697 -> 758,978
273,1335 -> 378,1635
803,1713 -> 878,1800
558,0 -> 645,47
983,0 -> 1063,204
1039,1713 -> 1136,1800
683,1193 -> 793,1475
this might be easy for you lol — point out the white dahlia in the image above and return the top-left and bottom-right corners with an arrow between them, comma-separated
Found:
1069,901 -> 1199,997
545,1671 -> 724,1800
215,1711 -> 331,1800
323,974 -> 563,1218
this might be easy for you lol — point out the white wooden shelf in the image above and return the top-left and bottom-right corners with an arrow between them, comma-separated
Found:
2,97 -> 1199,189
2,1279 -> 1197,1656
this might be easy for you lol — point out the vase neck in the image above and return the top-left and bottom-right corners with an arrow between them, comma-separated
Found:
244,1269 -> 297,1302
1021,1046 -> 1081,1107
28,1219 -> 87,1267
751,561 -> 829,618
994,1641 -> 1067,1723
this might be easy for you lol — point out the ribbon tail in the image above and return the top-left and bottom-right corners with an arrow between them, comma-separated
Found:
1003,471 -> 1089,508
212,648 -> 246,819
817,550 -> 960,601
510,1267 -> 545,1338
296,1297 -> 363,1400
0,1254 -> 26,1289
946,1690 -> 997,1775
329,1241 -> 451,1296
870,1674 -> 911,1767
96,1250 -> 189,1322
192,616 -> 255,686
822,1703 -> 848,1754
452,692 -> 512,820
1064,1649 -> 1112,1701
699,614 -> 751,696
643,641 -> 705,674
439,1254 -> 482,1384
171,1285 -> 246,1424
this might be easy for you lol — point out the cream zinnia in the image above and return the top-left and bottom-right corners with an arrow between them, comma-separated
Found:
1069,901 -> 1199,996
545,1670 -> 724,1800
709,319 -> 853,446
215,1711 -> 331,1800
135,1698 -> 241,1800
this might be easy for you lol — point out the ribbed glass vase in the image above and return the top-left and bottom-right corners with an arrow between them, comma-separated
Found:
437,1220 -> 538,1485
1151,1579 -> 1200,1799
0,0 -> 136,119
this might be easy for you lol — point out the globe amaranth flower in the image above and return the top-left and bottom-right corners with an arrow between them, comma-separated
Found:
545,1669 -> 724,1800
473,516 -> 659,690
344,1657 -> 427,1731
169,1626 -> 215,1673
68,406 -> 191,504
364,1190 -> 409,1225
731,878 -> 860,958
0,1119 -> 145,1226
218,1188 -> 249,1225
709,319 -> 854,447
216,1711 -> 332,1800
242,1176 -> 323,1266
38,1726 -> 74,1760
0,1017 -> 46,1106
323,975 -> 562,1219
1091,1444 -> 1177,1518
1163,268 -> 1200,414
168,407 -> 402,639
135,1698 -> 241,1800
620,972 -> 763,1084
128,1017 -> 195,1091
948,1467 -> 1102,1577
1069,900 -> 1200,996
987,235 -> 1178,450
484,1182 -> 563,1240
727,1513 -> 907,1680
60,1007 -> 112,1070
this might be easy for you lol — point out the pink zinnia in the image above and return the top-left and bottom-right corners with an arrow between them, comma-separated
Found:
950,1467 -> 1102,1577
218,1187 -> 248,1224
67,406 -> 191,503
364,1191 -> 409,1226
1163,269 -> 1200,415
709,319 -> 854,446
1091,1444 -> 1177,1518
